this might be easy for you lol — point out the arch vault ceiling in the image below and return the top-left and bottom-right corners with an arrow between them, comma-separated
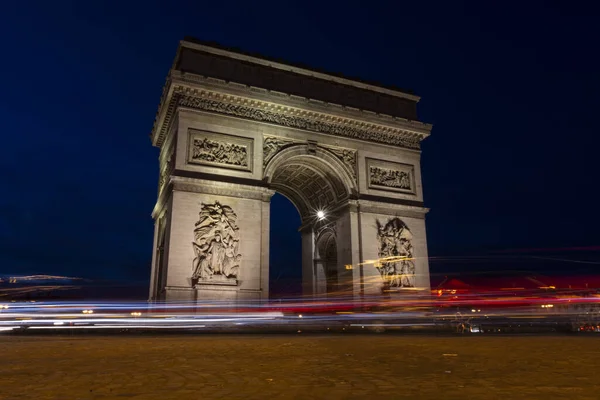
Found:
270,161 -> 348,221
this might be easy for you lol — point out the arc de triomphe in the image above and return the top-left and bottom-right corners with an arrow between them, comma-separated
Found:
149,38 -> 432,302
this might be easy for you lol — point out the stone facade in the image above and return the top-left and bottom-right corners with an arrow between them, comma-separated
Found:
359,207 -> 430,295
149,39 -> 432,302
163,186 -> 271,301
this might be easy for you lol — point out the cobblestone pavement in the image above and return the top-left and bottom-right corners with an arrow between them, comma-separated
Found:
0,334 -> 599,399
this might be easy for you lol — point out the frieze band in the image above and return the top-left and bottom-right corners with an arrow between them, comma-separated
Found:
173,89 -> 422,150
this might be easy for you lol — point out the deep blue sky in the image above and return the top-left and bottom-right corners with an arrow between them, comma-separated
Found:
1,1 -> 599,295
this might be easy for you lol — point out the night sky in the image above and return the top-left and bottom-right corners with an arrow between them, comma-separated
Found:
1,1 -> 599,297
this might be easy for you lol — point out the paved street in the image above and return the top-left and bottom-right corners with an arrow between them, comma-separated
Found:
0,334 -> 599,399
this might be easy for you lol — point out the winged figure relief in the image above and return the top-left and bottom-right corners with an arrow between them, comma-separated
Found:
375,217 -> 416,289
191,201 -> 241,285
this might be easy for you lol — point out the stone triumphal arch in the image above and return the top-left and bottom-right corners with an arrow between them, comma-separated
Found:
148,38 -> 433,302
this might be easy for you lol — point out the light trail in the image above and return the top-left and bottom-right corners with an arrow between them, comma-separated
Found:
0,289 -> 598,334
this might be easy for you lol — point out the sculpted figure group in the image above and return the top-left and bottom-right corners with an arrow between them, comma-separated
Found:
370,166 -> 411,190
191,201 -> 241,285
375,217 -> 416,288
192,137 -> 248,167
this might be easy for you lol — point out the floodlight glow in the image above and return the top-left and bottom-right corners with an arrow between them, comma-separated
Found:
316,210 -> 325,220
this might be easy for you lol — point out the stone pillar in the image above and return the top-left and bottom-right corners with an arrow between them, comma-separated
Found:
301,227 -> 315,296
259,197 -> 271,301
149,212 -> 170,301
409,217 -> 431,290
335,205 -> 362,297
157,203 -> 173,301
162,180 -> 273,302
314,260 -> 327,297
148,219 -> 160,301
356,200 -> 430,296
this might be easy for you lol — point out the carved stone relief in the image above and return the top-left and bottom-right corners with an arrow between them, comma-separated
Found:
192,138 -> 248,166
370,166 -> 410,189
326,147 -> 357,180
367,158 -> 415,194
191,201 -> 241,286
188,129 -> 253,172
175,91 -> 422,149
262,136 -> 296,168
375,217 -> 415,289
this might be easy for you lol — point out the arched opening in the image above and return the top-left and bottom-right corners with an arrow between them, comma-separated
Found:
265,144 -> 356,298
316,230 -> 338,294
269,193 -> 302,298
264,145 -> 355,223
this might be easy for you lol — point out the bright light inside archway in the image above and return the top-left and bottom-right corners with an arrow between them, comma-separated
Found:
316,210 -> 325,220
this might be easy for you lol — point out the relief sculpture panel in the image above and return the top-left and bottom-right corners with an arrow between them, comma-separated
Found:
188,129 -> 253,172
375,217 -> 415,289
326,147 -> 357,180
367,158 -> 415,194
262,135 -> 296,168
191,201 -> 241,286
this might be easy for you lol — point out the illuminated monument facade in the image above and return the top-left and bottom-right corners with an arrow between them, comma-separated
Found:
149,38 -> 432,301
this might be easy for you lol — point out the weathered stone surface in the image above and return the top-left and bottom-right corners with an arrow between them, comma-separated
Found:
148,40 -> 432,302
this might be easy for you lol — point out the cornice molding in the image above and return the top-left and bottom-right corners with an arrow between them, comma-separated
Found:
171,176 -> 275,201
151,79 -> 431,150
355,199 -> 429,219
